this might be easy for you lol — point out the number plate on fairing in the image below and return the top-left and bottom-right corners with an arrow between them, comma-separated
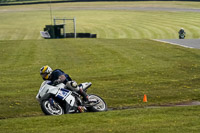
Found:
56,88 -> 72,100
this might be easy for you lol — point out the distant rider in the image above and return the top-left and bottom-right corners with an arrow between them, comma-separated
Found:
40,65 -> 90,106
178,28 -> 186,39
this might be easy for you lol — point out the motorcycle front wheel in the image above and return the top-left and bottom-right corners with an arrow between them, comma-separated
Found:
41,98 -> 64,115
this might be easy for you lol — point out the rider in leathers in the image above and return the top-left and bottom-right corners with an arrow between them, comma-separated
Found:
40,65 -> 90,106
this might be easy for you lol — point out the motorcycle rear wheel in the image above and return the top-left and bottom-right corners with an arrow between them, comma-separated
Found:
41,98 -> 64,115
87,94 -> 107,112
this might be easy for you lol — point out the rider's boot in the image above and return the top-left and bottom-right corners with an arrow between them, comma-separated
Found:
78,106 -> 85,113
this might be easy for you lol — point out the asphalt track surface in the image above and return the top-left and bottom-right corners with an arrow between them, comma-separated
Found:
154,39 -> 200,49
62,7 -> 200,12
1,4 -> 200,12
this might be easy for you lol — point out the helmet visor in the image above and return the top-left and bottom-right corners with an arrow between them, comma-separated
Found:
40,73 -> 48,80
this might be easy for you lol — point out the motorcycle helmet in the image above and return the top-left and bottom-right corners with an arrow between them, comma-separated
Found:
40,65 -> 52,80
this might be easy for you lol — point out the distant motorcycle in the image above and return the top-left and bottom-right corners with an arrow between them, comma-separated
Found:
179,33 -> 185,39
36,81 -> 107,115
178,28 -> 185,39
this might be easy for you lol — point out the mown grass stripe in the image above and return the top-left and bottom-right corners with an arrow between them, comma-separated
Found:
1,9 -> 200,40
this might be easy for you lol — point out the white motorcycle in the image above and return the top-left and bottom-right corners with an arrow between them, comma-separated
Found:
36,81 -> 107,115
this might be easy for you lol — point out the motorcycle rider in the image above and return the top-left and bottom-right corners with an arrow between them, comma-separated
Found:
40,65 -> 90,110
178,28 -> 186,39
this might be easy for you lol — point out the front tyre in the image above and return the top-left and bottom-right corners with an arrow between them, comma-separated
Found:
87,94 -> 107,112
41,98 -> 64,115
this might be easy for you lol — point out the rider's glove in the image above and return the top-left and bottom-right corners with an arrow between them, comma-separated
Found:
53,79 -> 61,85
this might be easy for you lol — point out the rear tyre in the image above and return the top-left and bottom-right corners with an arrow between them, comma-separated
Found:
87,94 -> 107,112
41,98 -> 64,115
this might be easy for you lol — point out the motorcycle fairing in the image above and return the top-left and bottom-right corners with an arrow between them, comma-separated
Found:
55,88 -> 71,100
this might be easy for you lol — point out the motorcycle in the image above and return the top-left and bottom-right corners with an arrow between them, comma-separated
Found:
36,81 -> 107,115
179,33 -> 185,39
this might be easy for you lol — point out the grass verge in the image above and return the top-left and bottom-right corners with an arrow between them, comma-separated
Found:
0,105 -> 200,133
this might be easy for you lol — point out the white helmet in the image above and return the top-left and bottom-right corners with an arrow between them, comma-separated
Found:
40,65 -> 52,80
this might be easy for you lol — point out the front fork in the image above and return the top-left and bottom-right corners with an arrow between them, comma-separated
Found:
49,98 -> 57,108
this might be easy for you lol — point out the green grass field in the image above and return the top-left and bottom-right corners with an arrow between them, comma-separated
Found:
0,1 -> 200,39
0,1 -> 200,132
1,106 -> 200,133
